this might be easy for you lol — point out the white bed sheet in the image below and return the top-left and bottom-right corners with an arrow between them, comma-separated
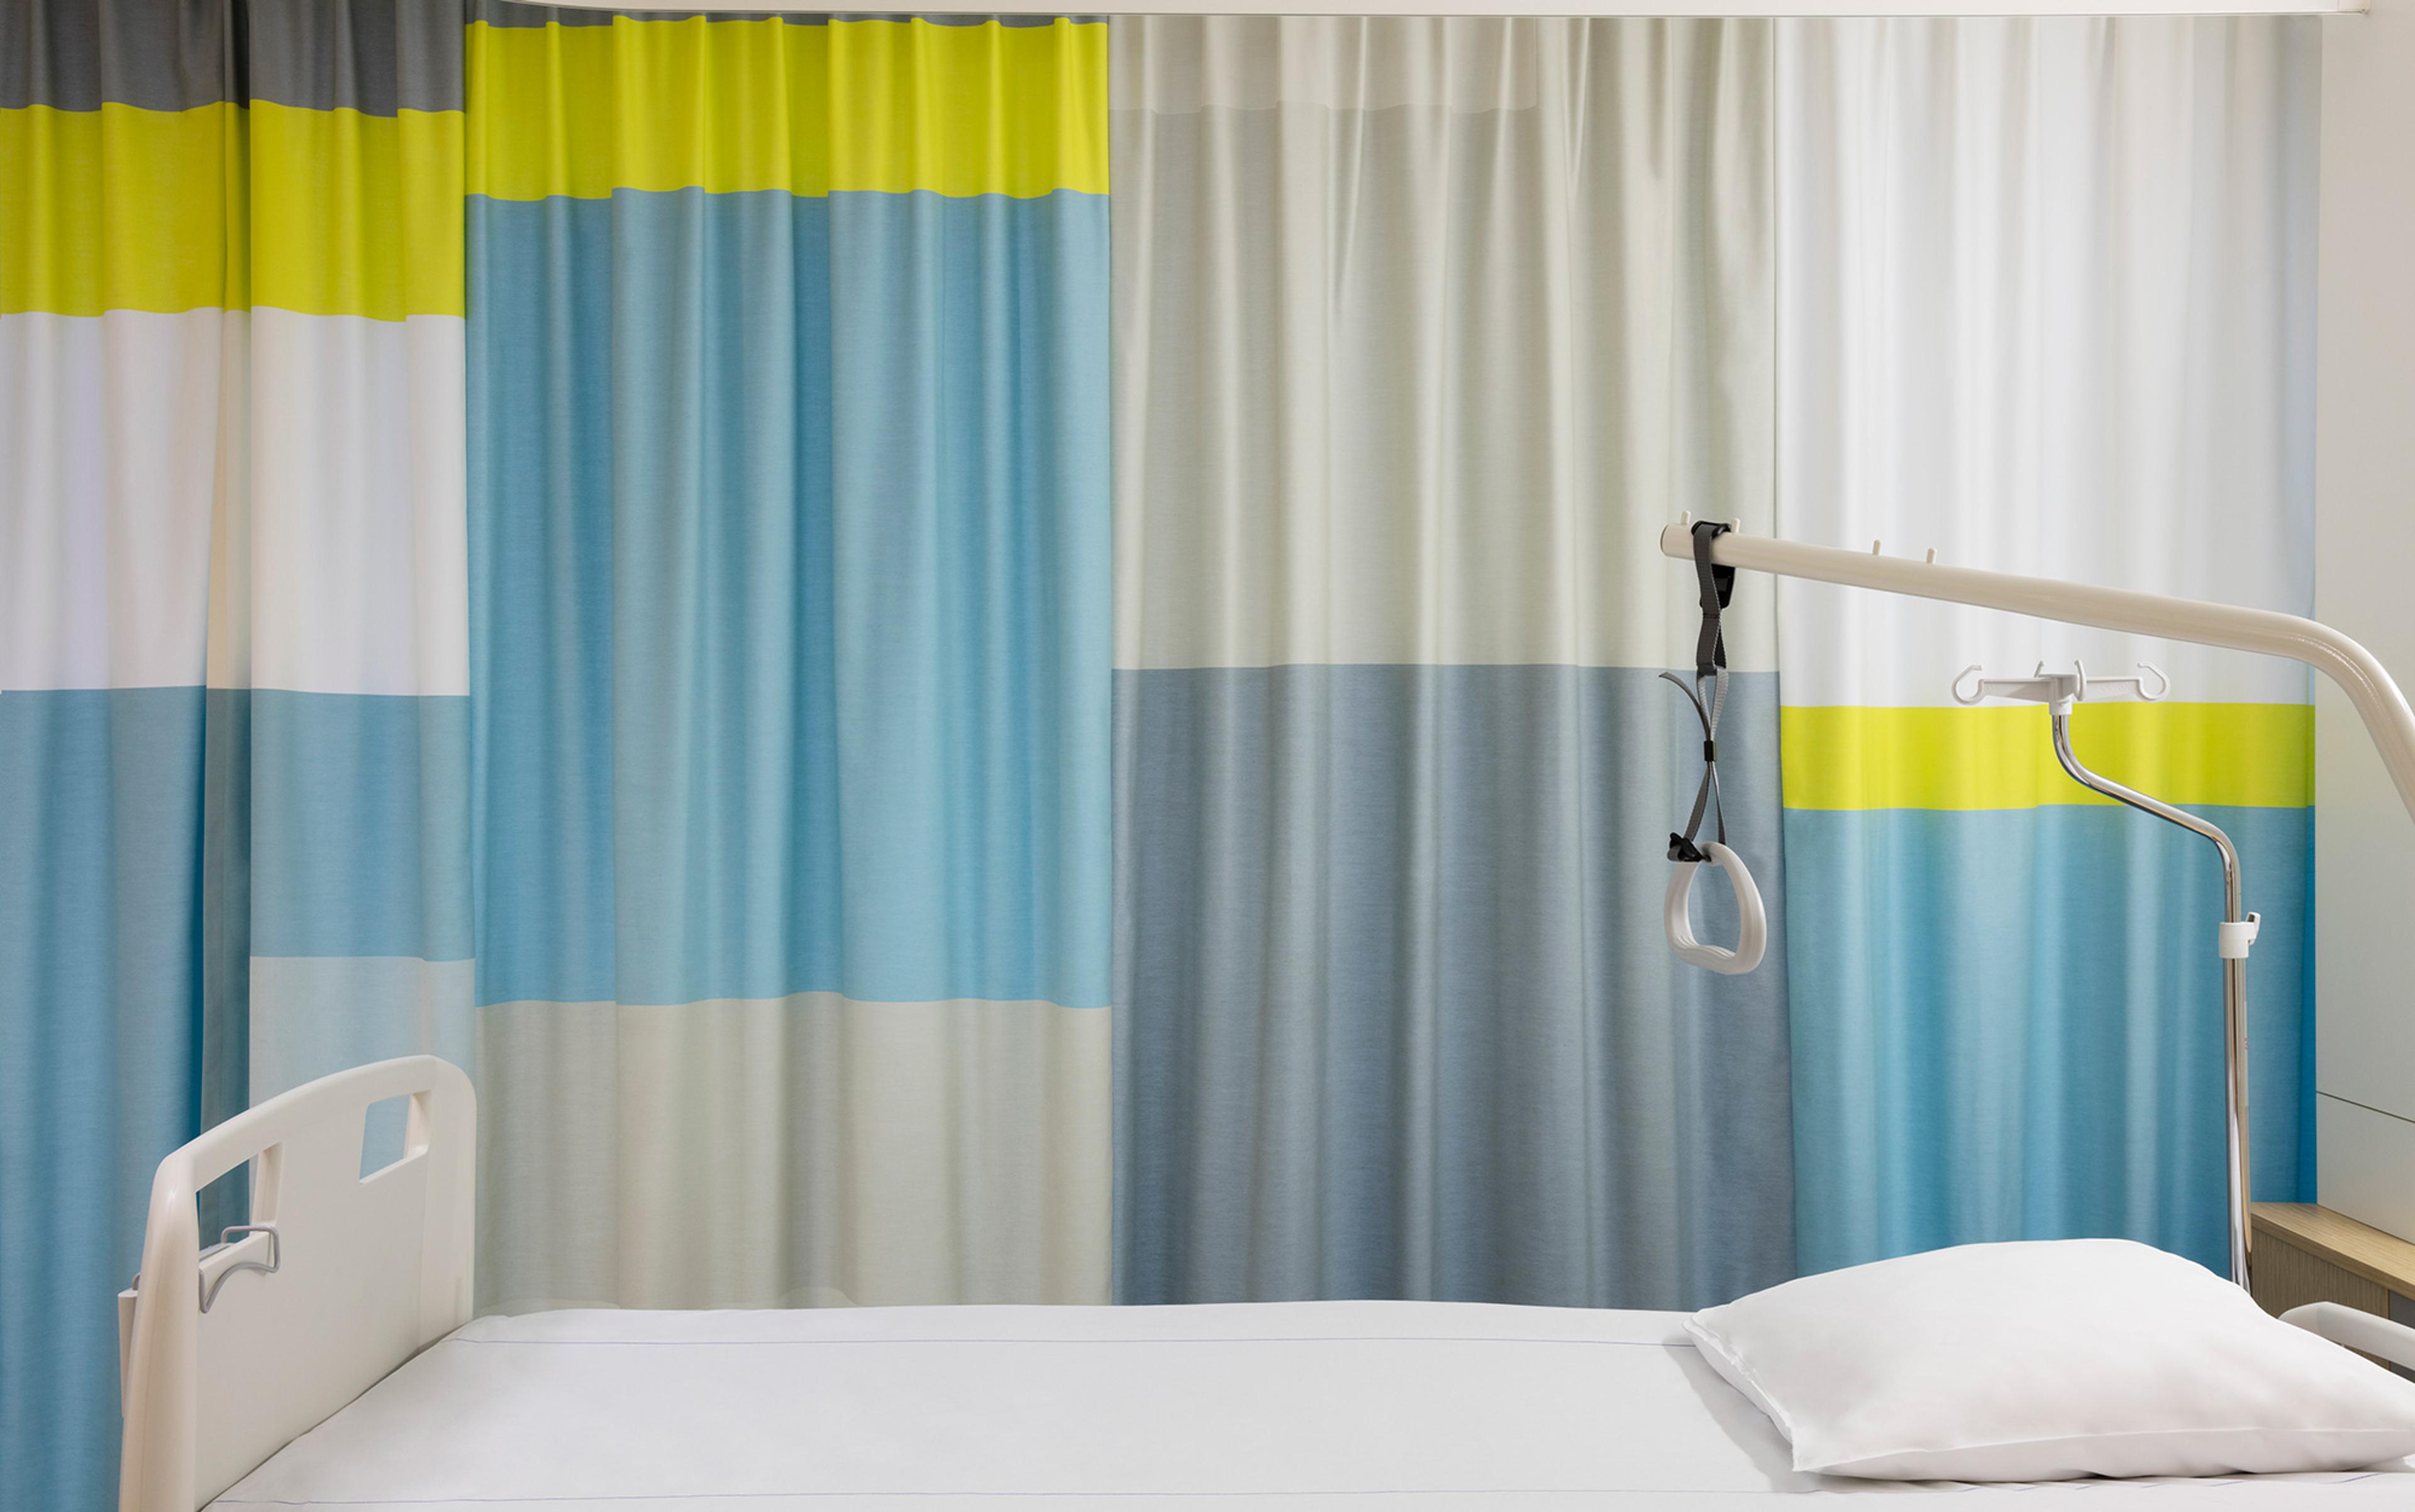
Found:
211,1299 -> 2415,1511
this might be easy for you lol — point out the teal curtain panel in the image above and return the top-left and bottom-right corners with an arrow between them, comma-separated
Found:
460,5 -> 1115,1313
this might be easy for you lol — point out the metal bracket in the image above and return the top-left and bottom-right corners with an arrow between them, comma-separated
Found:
1952,659 -> 2169,709
199,1223 -> 280,1313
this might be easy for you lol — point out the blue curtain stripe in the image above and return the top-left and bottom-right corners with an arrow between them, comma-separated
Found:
469,187 -> 1112,1010
1114,665 -> 1797,1310
0,689 -> 217,1506
231,691 -> 474,962
1785,804 -> 2312,1277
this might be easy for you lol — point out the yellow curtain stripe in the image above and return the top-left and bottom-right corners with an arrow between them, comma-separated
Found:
467,16 -> 1109,201
252,104 -> 465,320
1780,703 -> 2312,811
1,102 -> 462,320
2,102 -> 245,316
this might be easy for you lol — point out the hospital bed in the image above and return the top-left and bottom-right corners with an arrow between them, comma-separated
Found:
122,531 -> 2415,1510
119,1055 -> 2415,1512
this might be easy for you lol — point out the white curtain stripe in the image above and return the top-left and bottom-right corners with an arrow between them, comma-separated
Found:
1,310 -> 233,692
1774,18 -> 2318,710
214,311 -> 470,698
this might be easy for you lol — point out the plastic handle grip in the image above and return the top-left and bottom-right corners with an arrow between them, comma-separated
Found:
1665,842 -> 1767,975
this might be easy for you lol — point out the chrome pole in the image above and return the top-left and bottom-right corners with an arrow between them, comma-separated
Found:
2050,713 -> 2251,1288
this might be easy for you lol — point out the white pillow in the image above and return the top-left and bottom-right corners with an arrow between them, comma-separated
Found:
1686,1238 -> 2415,1482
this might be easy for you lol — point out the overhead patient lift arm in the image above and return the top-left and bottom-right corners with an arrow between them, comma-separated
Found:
1664,521 -> 2415,1294
1953,662 -> 2262,1287
1660,521 -> 2415,826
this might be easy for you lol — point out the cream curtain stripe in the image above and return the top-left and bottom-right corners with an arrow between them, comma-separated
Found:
476,996 -> 1113,1312
1112,16 -> 1777,675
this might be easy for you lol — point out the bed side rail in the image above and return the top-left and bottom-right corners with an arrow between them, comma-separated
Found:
2284,1301 -> 2415,1372
118,1056 -> 475,1512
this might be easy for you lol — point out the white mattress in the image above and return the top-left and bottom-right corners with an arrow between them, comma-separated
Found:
211,1299 -> 2415,1511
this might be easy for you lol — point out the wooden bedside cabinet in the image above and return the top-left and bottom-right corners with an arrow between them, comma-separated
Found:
2250,1203 -> 2415,1376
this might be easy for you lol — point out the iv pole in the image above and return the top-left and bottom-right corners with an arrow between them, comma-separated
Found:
2052,713 -> 2260,1288
1950,658 -> 2259,1287
1663,519 -> 2415,1291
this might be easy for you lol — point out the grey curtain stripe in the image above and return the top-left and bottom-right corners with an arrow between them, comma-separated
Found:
0,1 -> 1095,111
1,0 -> 235,113
1113,665 -> 1794,1311
248,0 -> 464,115
0,0 -> 465,114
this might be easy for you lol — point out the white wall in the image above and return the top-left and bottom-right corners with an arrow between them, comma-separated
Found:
2317,0 -> 2415,1240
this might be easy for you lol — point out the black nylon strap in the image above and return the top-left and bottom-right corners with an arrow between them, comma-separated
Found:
1663,521 -> 1735,865
1691,520 -> 1734,677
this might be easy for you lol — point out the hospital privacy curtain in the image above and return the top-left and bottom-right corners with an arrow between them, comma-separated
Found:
0,9 -> 2321,1511
1,3 -> 469,1508
1110,17 -> 1796,1310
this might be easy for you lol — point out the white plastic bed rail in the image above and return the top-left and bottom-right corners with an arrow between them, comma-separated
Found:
2286,1303 -> 2415,1373
118,1055 -> 474,1512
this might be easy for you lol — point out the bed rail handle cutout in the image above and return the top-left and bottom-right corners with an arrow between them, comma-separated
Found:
199,1225 -> 280,1314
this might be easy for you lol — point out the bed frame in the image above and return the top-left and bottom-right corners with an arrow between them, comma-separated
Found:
117,1053 -> 2415,1512
118,1057 -> 474,1512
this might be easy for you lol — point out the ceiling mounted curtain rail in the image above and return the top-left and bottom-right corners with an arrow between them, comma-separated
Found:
527,2 -> 2372,17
